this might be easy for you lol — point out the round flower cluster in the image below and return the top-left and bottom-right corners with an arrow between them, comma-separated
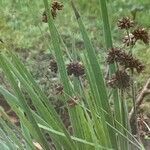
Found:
67,62 -> 85,77
107,48 -> 145,73
42,1 -> 63,22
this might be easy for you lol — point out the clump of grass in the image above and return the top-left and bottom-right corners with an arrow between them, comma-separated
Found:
0,0 -> 149,150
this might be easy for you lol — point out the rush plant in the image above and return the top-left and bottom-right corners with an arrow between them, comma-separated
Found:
0,0 -> 148,150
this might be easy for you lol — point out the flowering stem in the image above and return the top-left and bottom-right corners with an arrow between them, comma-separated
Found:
126,29 -> 140,140
126,29 -> 133,54
131,70 -> 142,143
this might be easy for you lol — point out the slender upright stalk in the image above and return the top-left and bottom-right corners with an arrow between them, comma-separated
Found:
131,70 -> 141,142
126,29 -> 141,142
99,0 -> 112,49
99,0 -> 122,128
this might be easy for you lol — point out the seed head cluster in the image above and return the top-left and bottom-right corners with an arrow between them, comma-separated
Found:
55,84 -> 63,95
51,1 -> 63,19
42,11 -> 48,23
122,34 -> 136,46
42,1 -> 63,22
117,17 -> 149,46
107,16 -> 147,90
49,58 -> 85,78
117,17 -> 134,29
50,59 -> 58,73
107,70 -> 131,89
52,1 -> 63,11
107,48 -> 145,73
132,28 -> 149,44
67,62 -> 85,77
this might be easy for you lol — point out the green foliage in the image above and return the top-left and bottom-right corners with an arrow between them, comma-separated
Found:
0,0 -> 149,150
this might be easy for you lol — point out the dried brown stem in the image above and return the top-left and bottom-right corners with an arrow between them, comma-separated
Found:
129,78 -> 150,122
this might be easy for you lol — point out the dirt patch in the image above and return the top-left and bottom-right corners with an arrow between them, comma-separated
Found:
0,95 -> 19,125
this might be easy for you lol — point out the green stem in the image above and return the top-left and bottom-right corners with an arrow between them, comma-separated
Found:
99,0 -> 112,49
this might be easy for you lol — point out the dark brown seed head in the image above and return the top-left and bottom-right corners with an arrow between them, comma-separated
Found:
117,17 -> 134,29
122,34 -> 137,46
42,1 -> 63,22
132,28 -> 149,44
107,48 -> 145,73
55,84 -> 63,95
50,59 -> 58,73
108,70 -> 131,89
51,9 -> 57,19
67,61 -> 85,77
107,48 -> 122,64
42,11 -> 48,23
51,1 -> 63,19
52,1 -> 63,11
